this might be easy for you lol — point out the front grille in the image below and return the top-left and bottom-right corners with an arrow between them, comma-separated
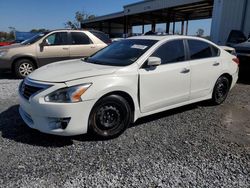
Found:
20,79 -> 50,100
22,84 -> 43,99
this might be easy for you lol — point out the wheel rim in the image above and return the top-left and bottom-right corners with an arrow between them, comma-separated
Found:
94,102 -> 125,135
215,78 -> 229,102
19,63 -> 33,76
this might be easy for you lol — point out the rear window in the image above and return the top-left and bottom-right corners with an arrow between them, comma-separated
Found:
89,30 -> 111,44
71,32 -> 91,45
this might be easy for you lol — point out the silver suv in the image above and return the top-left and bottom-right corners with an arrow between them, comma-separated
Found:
0,29 -> 109,78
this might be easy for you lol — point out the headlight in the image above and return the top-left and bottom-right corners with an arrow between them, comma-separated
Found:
44,84 -> 92,103
0,50 -> 8,57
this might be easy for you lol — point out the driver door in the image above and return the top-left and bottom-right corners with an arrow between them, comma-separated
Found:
139,40 -> 190,113
37,32 -> 70,66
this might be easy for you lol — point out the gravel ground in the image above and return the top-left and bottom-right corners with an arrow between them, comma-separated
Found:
0,72 -> 250,188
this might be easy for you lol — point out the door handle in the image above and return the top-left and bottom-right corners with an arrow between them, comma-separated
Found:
213,62 -> 220,66
180,68 -> 190,74
62,47 -> 69,50
91,46 -> 96,49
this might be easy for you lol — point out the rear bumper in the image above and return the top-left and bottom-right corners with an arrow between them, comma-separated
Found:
231,68 -> 239,89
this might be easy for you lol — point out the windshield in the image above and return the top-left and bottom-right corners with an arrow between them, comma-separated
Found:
86,39 -> 157,66
21,32 -> 49,45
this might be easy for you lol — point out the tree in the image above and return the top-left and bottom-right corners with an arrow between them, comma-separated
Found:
65,10 -> 95,29
196,28 -> 204,37
8,26 -> 16,40
30,28 -> 48,33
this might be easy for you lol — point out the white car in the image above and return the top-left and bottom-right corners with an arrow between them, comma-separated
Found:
18,35 -> 239,138
220,46 -> 236,55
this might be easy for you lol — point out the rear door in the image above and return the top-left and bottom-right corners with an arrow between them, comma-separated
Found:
139,39 -> 190,113
69,32 -> 97,59
36,32 -> 70,66
187,39 -> 222,100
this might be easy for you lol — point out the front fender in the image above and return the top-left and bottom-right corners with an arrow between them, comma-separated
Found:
66,74 -> 140,119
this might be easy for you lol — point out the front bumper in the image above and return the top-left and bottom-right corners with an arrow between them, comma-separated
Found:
0,58 -> 11,69
18,86 -> 96,136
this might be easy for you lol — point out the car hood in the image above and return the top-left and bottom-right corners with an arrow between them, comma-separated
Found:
28,59 -> 119,83
234,41 -> 250,50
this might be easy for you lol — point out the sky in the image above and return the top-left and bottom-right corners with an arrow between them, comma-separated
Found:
0,0 -> 211,35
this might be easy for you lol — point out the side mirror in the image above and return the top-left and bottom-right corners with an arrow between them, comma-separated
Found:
39,39 -> 49,47
147,56 -> 161,66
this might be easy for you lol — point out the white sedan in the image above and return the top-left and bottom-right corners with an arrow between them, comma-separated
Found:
18,35 -> 239,138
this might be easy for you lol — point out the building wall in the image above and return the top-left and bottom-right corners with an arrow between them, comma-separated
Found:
210,0 -> 249,45
243,0 -> 250,38
100,22 -> 132,38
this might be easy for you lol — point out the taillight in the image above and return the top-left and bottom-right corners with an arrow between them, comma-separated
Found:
232,57 -> 240,65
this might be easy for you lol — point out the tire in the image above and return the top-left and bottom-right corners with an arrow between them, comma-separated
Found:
14,59 -> 35,79
88,95 -> 132,138
211,76 -> 230,105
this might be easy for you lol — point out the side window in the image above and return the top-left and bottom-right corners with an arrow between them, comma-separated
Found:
46,32 -> 68,45
188,40 -> 214,60
71,32 -> 91,45
152,40 -> 185,64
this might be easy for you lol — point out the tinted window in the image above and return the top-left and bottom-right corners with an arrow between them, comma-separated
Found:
46,32 -> 68,45
86,39 -> 157,66
152,40 -> 185,64
89,30 -> 111,44
71,32 -> 91,45
188,40 -> 213,60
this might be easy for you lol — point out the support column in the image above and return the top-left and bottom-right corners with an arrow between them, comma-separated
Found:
181,21 -> 185,35
142,17 -> 145,34
166,21 -> 170,34
99,22 -> 103,31
152,22 -> 156,32
185,20 -> 189,35
173,22 -> 175,34
123,16 -> 127,37
108,22 -> 111,35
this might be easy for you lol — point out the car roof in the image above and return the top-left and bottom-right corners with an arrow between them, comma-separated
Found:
129,35 -> 208,41
48,29 -> 101,33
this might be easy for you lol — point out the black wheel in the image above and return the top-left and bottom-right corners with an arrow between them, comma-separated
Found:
211,76 -> 230,105
14,59 -> 35,78
88,95 -> 131,138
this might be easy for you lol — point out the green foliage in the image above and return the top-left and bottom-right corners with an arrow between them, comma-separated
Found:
65,10 -> 95,29
30,28 -> 49,33
196,28 -> 205,37
0,32 -> 14,41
